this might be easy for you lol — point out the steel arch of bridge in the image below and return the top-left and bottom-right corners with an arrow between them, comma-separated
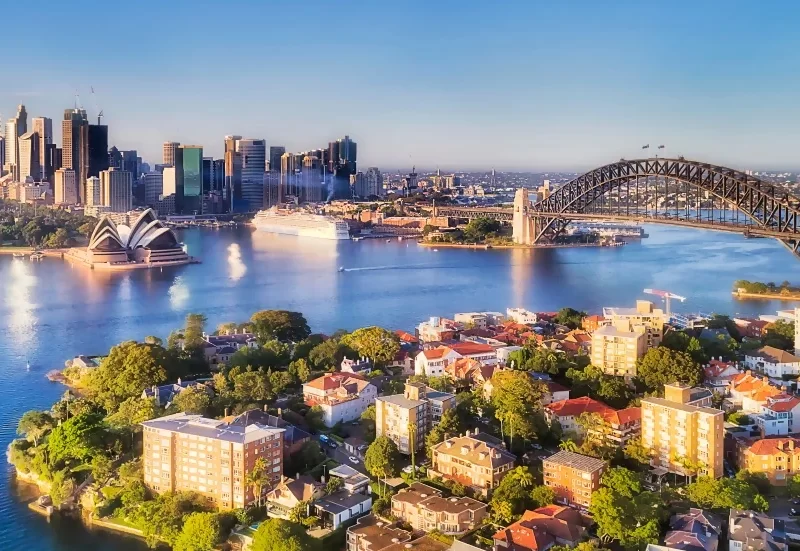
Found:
531,157 -> 800,256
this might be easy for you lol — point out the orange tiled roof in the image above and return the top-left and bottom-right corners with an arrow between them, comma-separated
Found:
751,386 -> 781,402
421,347 -> 449,360
493,506 -> 585,551
304,372 -> 365,391
746,437 -> 800,457
395,330 -> 419,344
766,395 -> 800,412
545,396 -> 614,418
449,341 -> 496,356
603,406 -> 641,426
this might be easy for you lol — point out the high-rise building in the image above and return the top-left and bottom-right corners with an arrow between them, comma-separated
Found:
179,145 -> 203,213
224,135 -> 242,211
18,132 -> 40,182
302,155 -> 323,202
338,135 -> 357,174
590,324 -> 647,378
16,104 -> 27,136
121,150 -> 139,181
54,169 -> 78,204
641,383 -> 724,479
62,109 -> 89,201
5,120 -> 18,180
162,166 -> 178,196
375,382 -> 455,454
141,412 -> 285,510
142,172 -> 164,207
87,124 -> 109,178
85,176 -> 101,206
108,146 -> 122,169
364,167 -> 382,198
0,137 -> 5,172
31,117 -> 53,182
100,168 -> 133,212
603,300 -> 666,348
212,159 -> 224,193
162,142 -> 180,166
269,146 -> 285,173
238,139 -> 266,211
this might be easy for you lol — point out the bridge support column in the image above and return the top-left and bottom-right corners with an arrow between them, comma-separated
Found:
513,189 -> 535,244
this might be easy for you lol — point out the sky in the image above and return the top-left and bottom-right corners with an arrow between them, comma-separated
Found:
3,0 -> 800,172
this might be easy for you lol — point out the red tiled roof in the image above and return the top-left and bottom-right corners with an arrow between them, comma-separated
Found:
304,372 -> 365,391
545,396 -> 614,418
421,347 -> 448,360
394,330 -> 419,344
449,342 -> 496,356
766,395 -> 800,413
603,407 -> 641,426
493,506 -> 585,551
746,437 -> 800,457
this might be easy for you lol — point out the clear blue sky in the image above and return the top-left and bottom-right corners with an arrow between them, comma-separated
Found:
3,0 -> 799,171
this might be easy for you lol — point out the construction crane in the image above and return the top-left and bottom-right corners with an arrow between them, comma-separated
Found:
643,288 -> 686,316
91,86 -> 103,124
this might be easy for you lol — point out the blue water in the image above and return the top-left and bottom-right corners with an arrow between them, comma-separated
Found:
1,224 -> 798,550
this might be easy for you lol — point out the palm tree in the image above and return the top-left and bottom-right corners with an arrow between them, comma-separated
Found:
559,439 -> 579,452
513,467 -> 535,489
246,457 -> 269,507
408,421 -> 418,478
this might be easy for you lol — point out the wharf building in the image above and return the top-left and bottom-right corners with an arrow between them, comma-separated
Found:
141,412 -> 284,510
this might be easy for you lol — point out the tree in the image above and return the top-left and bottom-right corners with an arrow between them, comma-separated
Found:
490,467 -> 537,521
173,386 -> 212,415
231,369 -> 274,405
250,310 -> 311,343
217,322 -> 238,335
623,437 -> 652,467
251,518 -> 318,551
47,412 -> 107,467
269,370 -> 294,396
554,307 -> 587,329
490,370 -> 545,448
530,485 -> 555,508
106,397 -> 160,429
288,358 -> 312,383
728,411 -> 752,426
87,341 -> 170,412
361,404 -> 377,441
789,473 -> 800,497
173,512 -> 222,551
144,335 -> 163,346
566,365 -> 633,409
49,469 -> 76,507
308,337 -> 354,371
764,320 -> 795,350
183,313 -> 208,354
17,410 -> 54,446
325,476 -> 343,495
559,439 -> 579,452
341,327 -> 400,365
304,406 -> 326,432
91,454 -> 113,482
365,436 -> 400,490
635,347 -> 702,393
245,458 -> 270,507
685,476 -> 764,510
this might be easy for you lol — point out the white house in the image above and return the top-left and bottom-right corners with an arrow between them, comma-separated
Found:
506,308 -> 538,325
454,311 -> 506,329
744,346 -> 800,378
302,373 -> 377,427
754,394 -> 800,437
414,342 -> 498,377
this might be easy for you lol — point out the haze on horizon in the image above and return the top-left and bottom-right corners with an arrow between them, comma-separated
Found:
3,0 -> 799,173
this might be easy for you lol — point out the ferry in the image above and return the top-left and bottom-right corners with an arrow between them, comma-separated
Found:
252,207 -> 350,240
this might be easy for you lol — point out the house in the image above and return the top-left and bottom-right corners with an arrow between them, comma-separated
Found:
601,407 -> 642,445
227,408 -> 311,460
737,437 -> 800,485
342,356 -> 374,375
496,345 -> 523,366
414,342 -> 498,377
390,482 -> 488,535
542,451 -> 607,508
544,396 -> 615,436
542,382 -> 570,405
507,308 -> 538,325
265,475 -> 325,518
346,515 -> 412,551
754,394 -> 800,436
561,330 -> 592,355
394,330 -> 419,346
141,378 -> 212,407
744,347 -> 800,378
663,508 -> 722,551
428,431 -> 516,496
728,372 -> 782,413
582,314 -> 605,332
728,509 -> 787,551
734,318 -> 771,339
444,357 -> 495,390
328,464 -> 371,494
454,311 -> 505,329
315,490 -> 373,530
201,332 -> 258,365
417,317 -> 459,343
389,349 -> 415,376
493,505 -> 589,551
704,359 -> 741,390
345,437 -> 368,458
303,373 -> 378,427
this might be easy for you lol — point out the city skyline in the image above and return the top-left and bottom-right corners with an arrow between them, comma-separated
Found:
3,1 -> 800,172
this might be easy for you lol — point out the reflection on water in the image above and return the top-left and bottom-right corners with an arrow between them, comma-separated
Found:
6,258 -> 36,347
168,276 -> 190,310
227,244 -> 246,280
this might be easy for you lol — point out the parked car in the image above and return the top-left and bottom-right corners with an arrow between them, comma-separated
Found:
319,434 -> 330,444
791,508 -> 800,516
349,456 -> 360,464
328,441 -> 338,449
357,444 -> 368,452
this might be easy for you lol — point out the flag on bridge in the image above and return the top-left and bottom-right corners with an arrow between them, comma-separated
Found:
642,144 -> 649,149
658,145 -> 665,149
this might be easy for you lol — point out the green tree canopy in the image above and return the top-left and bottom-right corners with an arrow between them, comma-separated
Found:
106,397 -> 160,429
635,346 -> 702,393
307,337 -> 355,371
173,386 -> 212,415
250,310 -> 311,343
183,313 -> 208,355
554,307 -> 587,329
17,410 -> 55,446
173,512 -> 222,551
364,436 -> 400,481
341,326 -> 400,365
490,370 -> 546,443
685,476 -> 766,511
47,411 -> 107,468
251,518 -> 319,551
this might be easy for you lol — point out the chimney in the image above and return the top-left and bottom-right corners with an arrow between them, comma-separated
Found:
474,427 -> 480,435
224,407 -> 230,417
277,408 -> 283,418
177,377 -> 182,385
264,403 -> 268,412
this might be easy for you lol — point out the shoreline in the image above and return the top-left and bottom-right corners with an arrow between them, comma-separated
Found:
418,241 -> 619,250
732,291 -> 800,301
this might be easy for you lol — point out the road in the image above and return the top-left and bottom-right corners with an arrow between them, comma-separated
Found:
313,434 -> 369,475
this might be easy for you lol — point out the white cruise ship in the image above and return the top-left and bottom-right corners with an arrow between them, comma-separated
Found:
252,207 -> 350,240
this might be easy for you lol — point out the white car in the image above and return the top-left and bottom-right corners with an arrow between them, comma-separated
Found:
348,456 -> 360,464
402,465 -> 415,474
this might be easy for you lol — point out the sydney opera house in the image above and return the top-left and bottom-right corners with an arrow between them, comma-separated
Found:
67,209 -> 191,269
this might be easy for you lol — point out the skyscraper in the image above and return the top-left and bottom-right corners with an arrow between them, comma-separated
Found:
142,172 -> 164,207
54,169 -> 78,204
16,104 -> 28,136
108,146 -> 122,168
62,109 -> 89,201
302,155 -> 323,202
18,132 -> 40,182
87,124 -> 109,178
238,139 -> 266,211
85,176 -> 101,206
31,117 -> 53,182
163,142 -> 180,166
269,146 -> 285,173
100,168 -> 133,212
179,145 -> 203,213
0,137 -> 5,172
364,167 -> 382,197
121,150 -> 139,181
224,136 -> 242,210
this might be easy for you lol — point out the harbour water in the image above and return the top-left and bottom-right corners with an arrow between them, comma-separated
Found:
1,224 -> 798,550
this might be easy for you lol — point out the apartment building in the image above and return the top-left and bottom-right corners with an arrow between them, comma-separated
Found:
391,482 -> 487,535
544,396 -> 641,445
375,382 -> 455,454
303,373 -> 377,427
417,316 -> 459,342
542,450 -> 607,508
738,437 -> 800,485
744,346 -> 800,378
141,412 -> 285,509
506,307 -> 538,325
603,300 -> 667,348
454,311 -> 505,329
641,383 -> 724,479
590,323 -> 647,377
428,431 -> 516,496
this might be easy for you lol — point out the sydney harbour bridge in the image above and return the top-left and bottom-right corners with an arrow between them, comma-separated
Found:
433,157 -> 800,258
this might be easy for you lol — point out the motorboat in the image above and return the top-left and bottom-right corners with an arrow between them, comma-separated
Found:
338,266 -> 345,272
12,252 -> 25,259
